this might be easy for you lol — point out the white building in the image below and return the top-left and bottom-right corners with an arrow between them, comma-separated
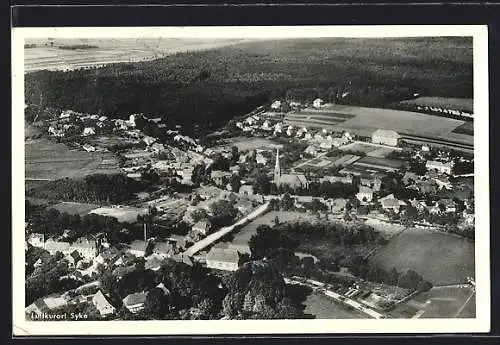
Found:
92,290 -> 116,317
205,247 -> 241,271
371,129 -> 400,147
356,186 -> 373,203
127,240 -> 148,257
270,100 -> 282,110
313,98 -> 324,108
123,292 -> 146,314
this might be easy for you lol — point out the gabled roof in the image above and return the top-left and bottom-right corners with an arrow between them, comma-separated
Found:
357,186 -> 373,195
192,221 -> 210,231
123,292 -> 147,306
206,247 -> 240,264
92,290 -> 115,314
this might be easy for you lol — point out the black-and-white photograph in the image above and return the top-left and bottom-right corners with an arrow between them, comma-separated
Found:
12,26 -> 490,335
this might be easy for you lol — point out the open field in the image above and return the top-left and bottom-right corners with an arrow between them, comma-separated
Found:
231,211 -> 315,245
371,227 -> 475,285
25,139 -> 120,181
89,206 -> 148,223
391,285 -> 475,319
341,142 -> 398,158
353,156 -> 407,171
47,202 -> 101,216
363,219 -> 405,240
327,104 -> 469,144
25,38 -> 255,73
221,137 -> 283,151
303,291 -> 366,319
400,97 -> 473,113
286,103 -> 471,146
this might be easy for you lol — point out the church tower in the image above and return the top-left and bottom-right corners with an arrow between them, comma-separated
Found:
274,148 -> 281,181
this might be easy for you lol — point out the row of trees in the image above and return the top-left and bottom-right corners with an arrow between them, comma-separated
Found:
27,174 -> 144,204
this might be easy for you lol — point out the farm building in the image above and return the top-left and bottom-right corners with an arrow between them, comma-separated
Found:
123,292 -> 146,314
83,127 -> 96,136
239,184 -> 254,195
379,194 -> 407,213
127,240 -> 149,257
313,98 -> 324,108
92,290 -> 116,317
371,129 -> 401,147
356,186 -> 373,204
205,247 -> 241,271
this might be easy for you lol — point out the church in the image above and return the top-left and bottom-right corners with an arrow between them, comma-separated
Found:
273,148 -> 309,190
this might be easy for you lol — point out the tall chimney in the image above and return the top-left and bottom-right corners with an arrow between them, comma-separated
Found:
143,222 -> 147,242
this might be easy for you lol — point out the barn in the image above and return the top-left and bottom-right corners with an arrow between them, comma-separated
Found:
371,129 -> 401,147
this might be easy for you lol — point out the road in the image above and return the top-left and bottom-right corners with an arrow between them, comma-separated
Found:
182,202 -> 270,257
284,276 -> 385,319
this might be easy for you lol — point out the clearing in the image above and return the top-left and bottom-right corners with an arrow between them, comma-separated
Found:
47,202 -> 101,216
89,206 -> 149,223
371,227 -> 475,285
400,97 -> 473,113
25,139 -> 120,181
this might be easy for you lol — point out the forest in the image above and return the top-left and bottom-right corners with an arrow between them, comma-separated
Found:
25,37 -> 472,136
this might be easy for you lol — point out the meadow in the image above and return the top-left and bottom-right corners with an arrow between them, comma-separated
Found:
48,201 -> 101,216
25,138 -> 120,181
371,227 -> 475,286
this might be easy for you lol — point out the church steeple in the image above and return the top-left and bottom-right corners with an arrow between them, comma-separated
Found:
274,148 -> 281,180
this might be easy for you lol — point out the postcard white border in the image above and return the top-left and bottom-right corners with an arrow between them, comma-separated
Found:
12,25 -> 490,336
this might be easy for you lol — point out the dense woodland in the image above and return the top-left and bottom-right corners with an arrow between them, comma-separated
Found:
25,38 -> 472,135
26,174 -> 144,204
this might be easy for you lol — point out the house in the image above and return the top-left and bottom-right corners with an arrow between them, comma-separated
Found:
304,145 -> 318,156
69,237 -> 98,260
371,129 -> 400,147
206,247 -> 241,271
228,243 -> 252,256
192,221 -> 211,236
28,233 -> 45,248
261,120 -> 272,131
239,184 -> 254,195
98,116 -> 108,122
123,292 -> 147,314
274,122 -> 283,134
425,160 -> 454,175
313,98 -> 324,108
270,100 -> 282,110
379,194 -> 407,213
44,239 -> 71,255
82,144 -> 96,152
211,170 -> 232,185
127,240 -> 149,257
356,186 -> 373,203
92,290 -> 116,317
83,127 -> 96,136
286,125 -> 294,137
